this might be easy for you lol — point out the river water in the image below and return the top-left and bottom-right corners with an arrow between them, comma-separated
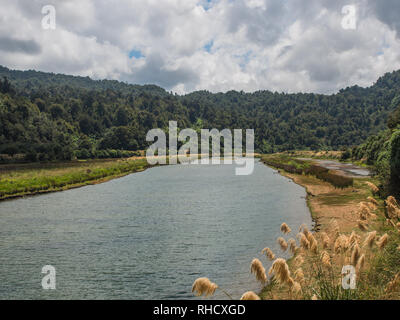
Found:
0,160 -> 311,299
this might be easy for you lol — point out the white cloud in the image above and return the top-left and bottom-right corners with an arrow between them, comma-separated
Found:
0,0 -> 400,93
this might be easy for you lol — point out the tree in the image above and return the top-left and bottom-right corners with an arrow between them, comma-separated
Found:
100,126 -> 138,150
50,104 -> 64,119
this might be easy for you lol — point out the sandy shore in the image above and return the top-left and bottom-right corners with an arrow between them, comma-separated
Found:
279,171 -> 372,234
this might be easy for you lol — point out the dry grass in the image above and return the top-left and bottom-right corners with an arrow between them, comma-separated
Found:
192,278 -> 218,297
261,247 -> 275,261
277,237 -> 288,252
268,258 -> 291,285
365,181 -> 379,194
240,291 -> 260,300
192,158 -> 400,300
250,258 -> 267,283
280,222 -> 292,234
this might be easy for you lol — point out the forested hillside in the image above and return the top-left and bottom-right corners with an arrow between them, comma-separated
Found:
1,65 -> 400,162
352,104 -> 400,196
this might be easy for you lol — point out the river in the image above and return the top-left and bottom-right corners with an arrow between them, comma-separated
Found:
0,159 -> 312,299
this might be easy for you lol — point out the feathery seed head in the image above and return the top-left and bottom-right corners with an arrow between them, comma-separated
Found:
356,254 -> 365,273
320,232 -> 331,249
320,250 -> 331,268
277,237 -> 288,252
367,196 -> 378,206
298,232 -> 310,250
377,233 -> 388,250
240,291 -> 261,300
294,255 -> 304,267
366,182 -> 379,194
268,258 -> 291,285
294,268 -> 305,284
280,222 -> 292,234
334,234 -> 349,254
192,278 -> 218,297
363,231 -> 377,248
261,247 -> 276,261
288,238 -> 297,254
357,220 -> 368,232
351,244 -> 361,266
250,258 -> 267,283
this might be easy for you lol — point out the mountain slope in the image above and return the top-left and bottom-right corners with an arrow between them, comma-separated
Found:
1,66 -> 400,162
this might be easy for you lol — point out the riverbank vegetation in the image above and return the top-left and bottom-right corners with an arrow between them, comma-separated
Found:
192,134 -> 400,299
260,154 -> 354,189
348,104 -> 400,198
0,158 -> 151,200
192,163 -> 400,300
1,66 -> 400,162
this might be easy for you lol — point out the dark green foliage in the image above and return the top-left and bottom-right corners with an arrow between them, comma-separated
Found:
352,103 -> 400,195
1,65 -> 400,162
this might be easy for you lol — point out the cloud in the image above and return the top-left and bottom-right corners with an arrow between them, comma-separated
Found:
0,0 -> 399,94
123,53 -> 199,89
0,37 -> 41,54
368,0 -> 400,36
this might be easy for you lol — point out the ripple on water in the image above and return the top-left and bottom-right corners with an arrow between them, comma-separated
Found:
0,160 -> 311,299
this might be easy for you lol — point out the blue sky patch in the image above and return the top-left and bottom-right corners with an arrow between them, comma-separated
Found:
129,49 -> 144,59
204,40 -> 214,53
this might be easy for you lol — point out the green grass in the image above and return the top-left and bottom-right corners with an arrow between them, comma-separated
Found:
0,158 -> 152,200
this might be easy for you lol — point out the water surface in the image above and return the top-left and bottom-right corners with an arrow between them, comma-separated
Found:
0,160 -> 311,299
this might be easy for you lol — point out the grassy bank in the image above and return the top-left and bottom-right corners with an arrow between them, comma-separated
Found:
0,158 -> 153,201
258,155 -> 400,300
192,154 -> 399,300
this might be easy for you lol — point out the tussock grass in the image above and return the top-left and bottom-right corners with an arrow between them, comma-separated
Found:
192,156 -> 400,300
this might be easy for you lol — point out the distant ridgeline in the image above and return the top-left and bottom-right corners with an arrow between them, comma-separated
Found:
1,65 -> 400,162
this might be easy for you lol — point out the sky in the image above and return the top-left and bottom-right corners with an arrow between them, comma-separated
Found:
1,0 -> 400,94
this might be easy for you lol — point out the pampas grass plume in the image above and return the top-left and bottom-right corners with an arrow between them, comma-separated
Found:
320,251 -> 331,268
349,231 -> 360,247
277,237 -> 288,252
250,258 -> 267,283
288,238 -> 297,254
334,234 -> 349,254
268,258 -> 291,285
192,278 -> 218,297
350,244 -> 361,266
367,196 -> 378,206
321,232 -> 330,249
240,291 -> 261,300
366,181 -> 379,194
294,268 -> 304,284
280,222 -> 292,234
377,233 -> 388,250
298,232 -> 310,250
308,233 -> 318,253
261,247 -> 275,261
363,231 -> 377,248
294,255 -> 304,267
357,220 -> 368,232
356,254 -> 365,272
